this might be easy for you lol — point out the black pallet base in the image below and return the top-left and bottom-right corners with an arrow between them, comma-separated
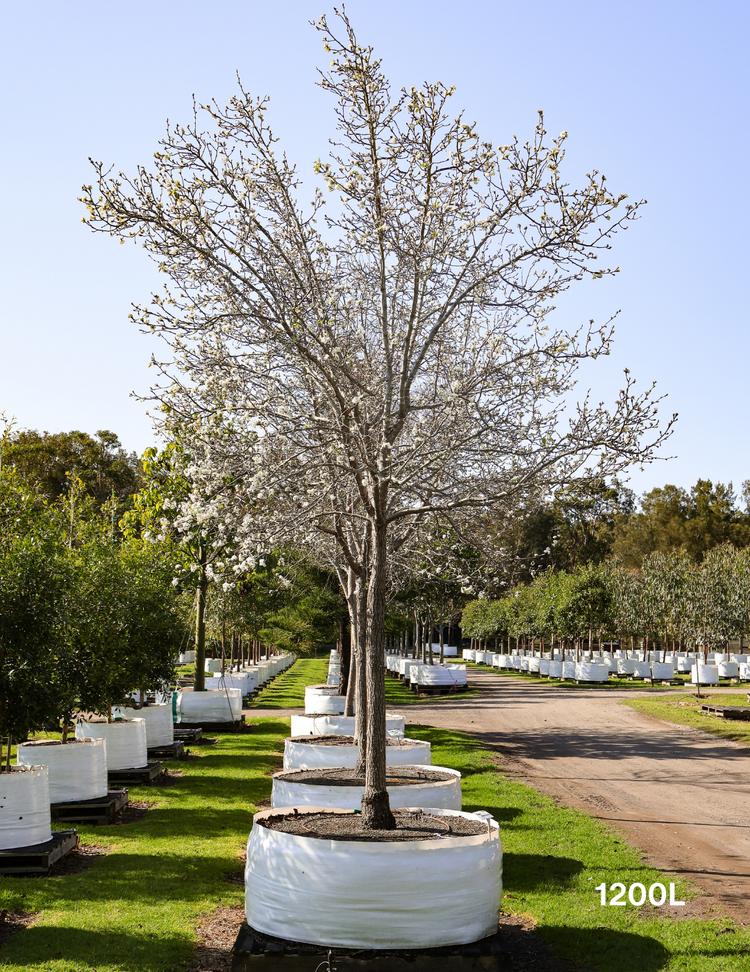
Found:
51,789 -> 128,825
108,760 -> 163,784
148,740 -> 186,760
174,727 -> 203,742
701,704 -> 750,721
232,923 -> 512,971
179,717 -> 244,733
0,830 -> 79,876
410,685 -> 468,695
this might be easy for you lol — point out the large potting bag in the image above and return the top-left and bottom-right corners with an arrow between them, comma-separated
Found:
0,766 -> 53,849
76,718 -> 148,770
17,738 -> 107,802
271,765 -> 462,811
283,736 -> 431,771
245,806 -> 502,948
176,687 -> 242,723
290,713 -> 406,738
113,704 -> 174,747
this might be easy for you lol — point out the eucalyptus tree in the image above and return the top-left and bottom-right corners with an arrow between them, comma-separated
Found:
82,12 -> 672,827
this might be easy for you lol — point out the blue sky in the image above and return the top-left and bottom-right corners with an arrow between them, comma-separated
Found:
1,0 -> 748,500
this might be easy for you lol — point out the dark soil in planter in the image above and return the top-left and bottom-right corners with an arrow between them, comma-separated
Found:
18,739 -> 90,747
276,767 -> 452,787
261,808 -> 485,841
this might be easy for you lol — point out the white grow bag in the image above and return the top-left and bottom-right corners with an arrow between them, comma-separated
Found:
539,658 -> 550,676
283,737 -> 431,771
290,714 -> 406,738
245,806 -> 502,949
548,660 -> 563,678
691,664 -> 719,685
462,649 -> 476,661
718,661 -> 739,678
575,663 -> 609,683
528,657 -> 541,674
677,657 -> 694,673
475,651 -> 493,665
413,665 -> 467,688
651,662 -> 675,680
633,662 -> 652,679
740,663 -> 750,681
211,672 -> 255,697
304,689 -> 347,715
272,765 -> 462,812
17,738 -> 107,803
0,765 -> 53,849
205,658 -> 223,673
176,688 -> 243,723
562,661 -> 576,679
76,719 -> 148,771
113,704 -> 174,746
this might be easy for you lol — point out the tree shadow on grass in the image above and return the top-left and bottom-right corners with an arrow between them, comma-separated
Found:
502,852 -> 585,893
1,924 -> 190,971
538,925 -> 670,972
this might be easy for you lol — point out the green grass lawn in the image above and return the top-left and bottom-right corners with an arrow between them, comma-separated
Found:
3,719 -> 747,971
622,692 -> 750,747
247,655 -> 330,708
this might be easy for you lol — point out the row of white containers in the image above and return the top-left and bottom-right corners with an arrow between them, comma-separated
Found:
470,650 -> 743,683
3,655 -> 297,853
245,655 -> 502,949
385,655 -> 468,688
466,647 -> 750,664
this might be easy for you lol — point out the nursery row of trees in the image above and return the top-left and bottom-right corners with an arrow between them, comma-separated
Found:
461,546 -> 750,660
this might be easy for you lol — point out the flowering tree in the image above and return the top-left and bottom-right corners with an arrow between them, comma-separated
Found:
82,12 -> 671,827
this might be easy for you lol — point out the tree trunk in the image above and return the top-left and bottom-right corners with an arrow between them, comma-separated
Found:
354,572 -> 368,770
439,605 -> 445,664
361,520 -> 395,830
339,616 -> 351,699
194,549 -> 208,691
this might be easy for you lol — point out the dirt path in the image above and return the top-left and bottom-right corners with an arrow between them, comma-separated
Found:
398,671 -> 750,925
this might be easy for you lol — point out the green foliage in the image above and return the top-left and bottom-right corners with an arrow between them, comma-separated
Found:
2,428 -> 141,509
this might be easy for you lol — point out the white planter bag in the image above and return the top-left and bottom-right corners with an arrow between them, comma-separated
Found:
205,658 -> 223,673
272,765 -> 462,811
633,662 -> 652,679
176,688 -> 243,724
283,737 -> 431,771
718,661 -> 739,678
562,661 -> 576,679
677,657 -> 694,673
548,660 -> 563,678
575,663 -> 609,683
113,704 -> 174,746
538,658 -> 550,676
651,662 -> 675,680
520,657 -> 530,671
211,672 -> 255,697
462,649 -> 476,661
691,664 -> 719,685
528,657 -> 541,674
245,806 -> 502,948
617,659 -> 636,676
290,713 -> 406,738
0,765 -> 53,849
17,738 -> 107,803
76,719 -> 148,771
412,665 -> 467,688
304,693 -> 346,716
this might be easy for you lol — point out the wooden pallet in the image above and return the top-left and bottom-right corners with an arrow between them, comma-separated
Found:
0,830 -> 79,876
413,684 -> 468,696
148,740 -> 186,760
701,704 -> 750,721
179,716 -> 245,733
232,923 -> 512,971
108,760 -> 163,784
51,789 -> 128,825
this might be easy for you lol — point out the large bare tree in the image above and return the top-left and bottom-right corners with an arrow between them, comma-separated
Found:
82,11 -> 673,827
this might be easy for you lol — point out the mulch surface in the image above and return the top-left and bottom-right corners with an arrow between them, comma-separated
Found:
0,910 -> 39,947
48,842 -> 110,877
262,808 -> 486,841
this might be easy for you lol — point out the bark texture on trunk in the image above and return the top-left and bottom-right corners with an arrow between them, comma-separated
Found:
361,520 -> 395,830
354,572 -> 368,773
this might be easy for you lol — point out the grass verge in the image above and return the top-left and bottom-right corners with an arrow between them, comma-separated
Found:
622,693 -> 750,747
247,655 -> 330,709
2,719 -> 747,971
